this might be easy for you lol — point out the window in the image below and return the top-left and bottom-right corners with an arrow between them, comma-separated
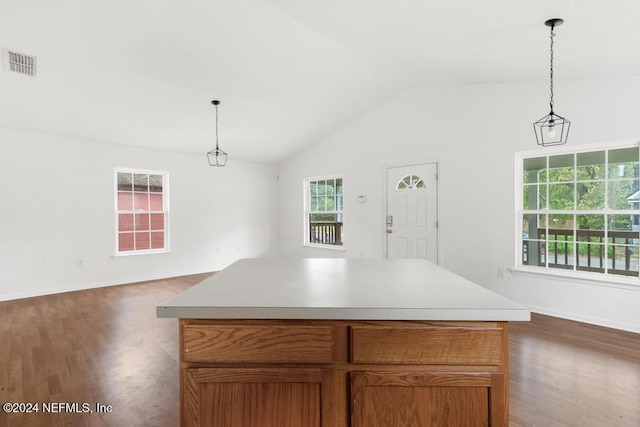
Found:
305,177 -> 343,247
518,144 -> 640,278
115,168 -> 169,255
397,174 -> 426,190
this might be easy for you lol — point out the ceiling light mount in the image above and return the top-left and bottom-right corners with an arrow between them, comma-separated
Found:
545,18 -> 564,28
207,99 -> 228,167
533,18 -> 570,146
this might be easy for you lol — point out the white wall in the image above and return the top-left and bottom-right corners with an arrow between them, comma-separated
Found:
278,75 -> 640,333
0,128 -> 279,301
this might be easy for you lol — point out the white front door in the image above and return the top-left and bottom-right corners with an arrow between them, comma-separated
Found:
386,163 -> 439,263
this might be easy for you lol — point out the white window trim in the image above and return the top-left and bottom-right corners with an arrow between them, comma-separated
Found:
113,167 -> 170,257
304,242 -> 346,251
303,175 -> 345,250
514,139 -> 640,288
511,266 -> 640,290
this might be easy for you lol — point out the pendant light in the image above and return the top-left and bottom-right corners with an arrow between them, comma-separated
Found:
533,18 -> 570,146
207,100 -> 228,166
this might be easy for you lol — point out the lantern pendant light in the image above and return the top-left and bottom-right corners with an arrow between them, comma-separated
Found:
533,18 -> 570,146
207,100 -> 228,166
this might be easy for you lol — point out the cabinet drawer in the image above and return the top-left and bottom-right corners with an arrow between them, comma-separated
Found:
350,325 -> 503,365
183,325 -> 334,363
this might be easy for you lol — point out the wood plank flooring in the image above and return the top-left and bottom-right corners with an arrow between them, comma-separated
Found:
509,312 -> 640,426
0,273 -> 212,427
1,274 -> 639,426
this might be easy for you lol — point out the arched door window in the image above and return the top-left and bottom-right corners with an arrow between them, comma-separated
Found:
396,174 -> 426,190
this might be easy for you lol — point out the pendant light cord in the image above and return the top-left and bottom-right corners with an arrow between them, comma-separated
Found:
215,103 -> 220,150
207,99 -> 227,166
549,25 -> 555,113
534,18 -> 569,146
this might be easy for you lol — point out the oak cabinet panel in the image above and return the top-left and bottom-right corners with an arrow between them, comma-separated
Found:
351,371 -> 505,427
184,368 -> 322,427
184,325 -> 334,363
350,325 -> 503,365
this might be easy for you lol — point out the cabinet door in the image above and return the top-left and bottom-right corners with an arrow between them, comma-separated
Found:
184,368 -> 322,427
351,371 -> 505,427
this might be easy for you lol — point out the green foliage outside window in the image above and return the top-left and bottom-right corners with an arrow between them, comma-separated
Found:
309,179 -> 343,216
521,147 -> 640,276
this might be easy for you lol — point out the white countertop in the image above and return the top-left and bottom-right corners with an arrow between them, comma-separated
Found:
156,258 -> 530,321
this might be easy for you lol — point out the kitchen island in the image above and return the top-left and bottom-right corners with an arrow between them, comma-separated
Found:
157,258 -> 530,426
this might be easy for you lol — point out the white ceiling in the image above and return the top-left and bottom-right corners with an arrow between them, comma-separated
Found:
1,0 -> 640,164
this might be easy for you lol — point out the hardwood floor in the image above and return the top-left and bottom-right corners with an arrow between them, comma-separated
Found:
509,313 -> 640,426
1,274 -> 639,426
0,273 -> 212,427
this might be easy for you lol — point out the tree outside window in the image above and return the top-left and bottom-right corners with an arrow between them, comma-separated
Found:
520,146 -> 639,277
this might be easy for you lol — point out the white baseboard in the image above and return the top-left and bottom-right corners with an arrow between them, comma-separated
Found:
527,304 -> 640,334
0,269 -> 214,302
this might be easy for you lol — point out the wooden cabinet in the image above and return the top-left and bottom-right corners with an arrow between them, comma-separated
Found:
184,368 -> 322,427
351,371 -> 504,427
183,324 -> 334,363
180,319 -> 509,426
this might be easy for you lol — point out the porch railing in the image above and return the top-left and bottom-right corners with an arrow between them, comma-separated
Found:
310,222 -> 343,246
523,228 -> 639,276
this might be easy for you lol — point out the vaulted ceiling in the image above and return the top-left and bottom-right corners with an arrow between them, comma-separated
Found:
1,0 -> 639,164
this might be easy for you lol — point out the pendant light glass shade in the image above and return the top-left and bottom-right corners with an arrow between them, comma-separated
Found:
207,100 -> 228,167
533,18 -> 570,147
207,146 -> 228,167
533,111 -> 570,146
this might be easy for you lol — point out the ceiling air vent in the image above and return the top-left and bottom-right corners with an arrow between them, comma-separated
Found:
3,49 -> 37,77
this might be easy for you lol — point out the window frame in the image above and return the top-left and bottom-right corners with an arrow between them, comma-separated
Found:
515,140 -> 640,287
114,167 -> 170,256
303,175 -> 344,250
396,174 -> 426,190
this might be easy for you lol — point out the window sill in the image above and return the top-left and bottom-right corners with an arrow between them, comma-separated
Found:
511,266 -> 640,291
112,249 -> 171,258
303,243 -> 346,252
